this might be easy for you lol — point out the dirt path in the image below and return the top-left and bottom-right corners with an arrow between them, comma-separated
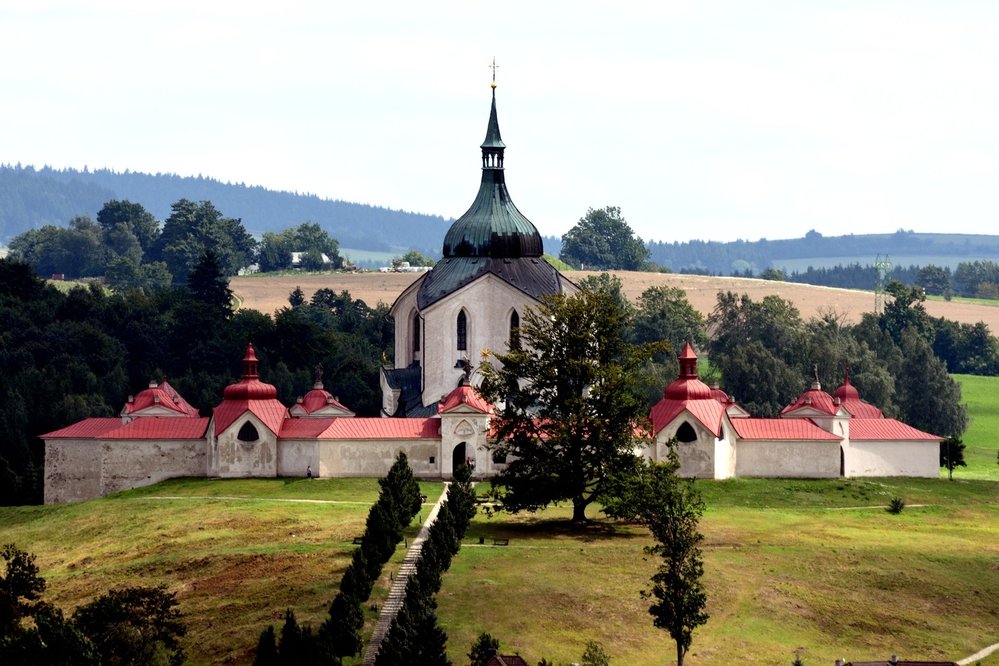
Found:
231,270 -> 999,331
957,641 -> 999,665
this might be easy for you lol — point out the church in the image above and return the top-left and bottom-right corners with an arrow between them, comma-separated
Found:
42,86 -> 943,504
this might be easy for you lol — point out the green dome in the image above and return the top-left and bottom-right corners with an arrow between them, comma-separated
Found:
441,89 -> 544,259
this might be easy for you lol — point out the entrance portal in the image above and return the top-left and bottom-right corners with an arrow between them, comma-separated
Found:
452,442 -> 467,478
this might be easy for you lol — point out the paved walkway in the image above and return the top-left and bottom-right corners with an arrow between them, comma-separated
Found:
958,641 -> 999,665
361,484 -> 450,666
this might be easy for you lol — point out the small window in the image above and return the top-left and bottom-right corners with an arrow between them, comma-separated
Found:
676,421 -> 697,443
412,312 -> 421,352
509,310 -> 520,349
237,422 -> 259,442
429,456 -> 436,465
492,450 -> 508,464
457,311 -> 467,351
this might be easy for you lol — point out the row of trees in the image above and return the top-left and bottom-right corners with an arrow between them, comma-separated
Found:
254,453 -> 424,664
778,260 -> 999,300
0,257 -> 392,505
0,544 -> 186,664
8,198 -> 344,285
707,284 -> 969,442
375,464 -> 477,665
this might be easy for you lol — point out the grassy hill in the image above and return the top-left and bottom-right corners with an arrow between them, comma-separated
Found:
3,379 -> 997,664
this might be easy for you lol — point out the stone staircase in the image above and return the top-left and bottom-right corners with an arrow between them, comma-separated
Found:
362,484 -> 449,666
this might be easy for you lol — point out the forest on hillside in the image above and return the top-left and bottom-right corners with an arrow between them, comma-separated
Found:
0,165 -> 452,257
8,165 -> 999,277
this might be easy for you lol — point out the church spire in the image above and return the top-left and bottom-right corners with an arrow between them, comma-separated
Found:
481,60 -> 505,166
437,65 -> 544,259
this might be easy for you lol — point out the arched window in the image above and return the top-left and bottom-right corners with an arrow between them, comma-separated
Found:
457,310 -> 467,351
237,421 -> 259,442
412,312 -> 421,352
509,310 -> 520,349
676,421 -> 697,443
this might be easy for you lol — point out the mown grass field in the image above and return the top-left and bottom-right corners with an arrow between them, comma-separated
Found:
2,473 -> 997,665
955,374 -> 999,482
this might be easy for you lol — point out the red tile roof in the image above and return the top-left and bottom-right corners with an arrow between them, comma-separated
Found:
297,384 -> 353,415
323,418 -> 441,439
43,417 -> 209,440
849,419 -> 941,441
650,397 -> 726,438
43,418 -> 122,439
439,383 -> 492,414
781,385 -> 841,416
732,418 -> 841,441
279,418 -> 339,439
832,373 -> 884,418
122,380 -> 199,417
213,399 -> 288,436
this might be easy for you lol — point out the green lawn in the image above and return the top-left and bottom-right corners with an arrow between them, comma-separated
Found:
2,475 -> 996,665
0,478 -> 445,665
954,374 -> 999,482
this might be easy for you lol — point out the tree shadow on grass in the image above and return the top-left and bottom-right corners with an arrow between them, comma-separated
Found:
465,513 -> 647,543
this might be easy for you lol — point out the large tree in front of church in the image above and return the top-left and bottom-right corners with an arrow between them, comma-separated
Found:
478,288 -> 663,524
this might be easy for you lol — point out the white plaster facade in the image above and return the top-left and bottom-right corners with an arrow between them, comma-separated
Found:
387,270 -> 575,415
45,437 -> 207,504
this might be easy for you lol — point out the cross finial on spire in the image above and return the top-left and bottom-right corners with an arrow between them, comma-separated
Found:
490,57 -> 499,89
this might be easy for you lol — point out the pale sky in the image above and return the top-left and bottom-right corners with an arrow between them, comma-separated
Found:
2,1 -> 998,244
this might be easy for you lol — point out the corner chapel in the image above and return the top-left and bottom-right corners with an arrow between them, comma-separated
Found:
41,85 -> 943,504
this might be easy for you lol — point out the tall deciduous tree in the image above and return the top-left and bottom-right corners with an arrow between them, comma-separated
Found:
96,200 -> 160,256
559,206 -> 649,270
478,288 -> 662,524
614,448 -> 708,666
153,199 -> 256,284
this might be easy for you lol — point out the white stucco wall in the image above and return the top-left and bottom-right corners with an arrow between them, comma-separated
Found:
440,410 -> 491,478
100,440 -> 206,495
656,416 -> 716,479
277,440 -> 320,477
44,440 -> 103,504
714,419 -> 737,480
213,414 -> 278,478
419,275 -> 540,408
843,440 -> 940,478
319,439 -> 443,478
45,438 -> 206,503
735,440 -> 840,478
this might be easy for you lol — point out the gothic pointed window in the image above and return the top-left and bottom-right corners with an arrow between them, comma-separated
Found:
509,310 -> 520,349
237,421 -> 259,442
676,421 -> 698,443
412,312 -> 421,352
457,310 -> 468,351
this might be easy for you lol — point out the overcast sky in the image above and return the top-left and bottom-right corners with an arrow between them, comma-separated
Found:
2,1 -> 998,244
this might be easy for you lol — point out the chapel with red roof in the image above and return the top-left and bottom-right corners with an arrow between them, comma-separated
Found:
646,342 -> 942,479
41,84 -> 942,504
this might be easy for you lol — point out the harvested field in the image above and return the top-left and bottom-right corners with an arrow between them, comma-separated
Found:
231,270 -> 999,330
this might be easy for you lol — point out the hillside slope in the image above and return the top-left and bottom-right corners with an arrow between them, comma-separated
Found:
231,270 -> 999,332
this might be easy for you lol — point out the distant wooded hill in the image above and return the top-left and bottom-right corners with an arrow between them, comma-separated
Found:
649,229 -> 999,275
5,164 -> 999,273
0,164 -> 455,256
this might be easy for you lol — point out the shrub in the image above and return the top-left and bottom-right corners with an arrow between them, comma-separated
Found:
887,496 -> 906,514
